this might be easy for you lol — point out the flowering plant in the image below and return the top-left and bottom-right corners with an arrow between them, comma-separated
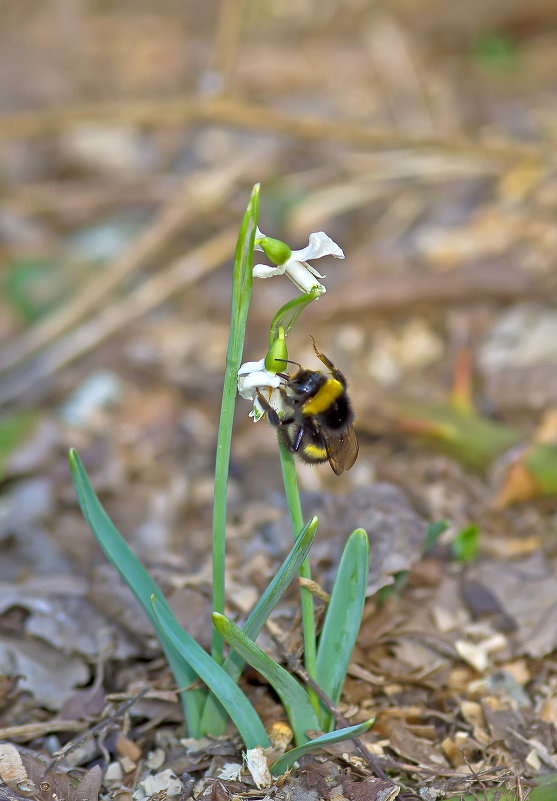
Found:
69,186 -> 373,781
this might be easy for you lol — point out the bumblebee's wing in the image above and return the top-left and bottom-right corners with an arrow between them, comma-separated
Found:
322,425 -> 359,476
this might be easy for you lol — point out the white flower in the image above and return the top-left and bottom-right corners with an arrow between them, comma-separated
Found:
253,230 -> 344,295
237,358 -> 286,422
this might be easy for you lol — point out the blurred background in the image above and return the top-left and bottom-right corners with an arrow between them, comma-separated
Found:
1,0 -> 557,790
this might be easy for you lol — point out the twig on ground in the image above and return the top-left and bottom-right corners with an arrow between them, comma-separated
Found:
0,156 -> 260,376
332,260 -> 544,313
0,96 -> 548,167
44,686 -> 150,777
0,720 -> 86,742
0,225 -> 238,405
204,0 -> 246,92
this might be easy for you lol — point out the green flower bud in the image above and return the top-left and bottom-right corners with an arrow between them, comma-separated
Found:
258,237 -> 292,266
265,328 -> 288,372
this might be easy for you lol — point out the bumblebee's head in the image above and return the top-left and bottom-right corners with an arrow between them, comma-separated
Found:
288,369 -> 326,399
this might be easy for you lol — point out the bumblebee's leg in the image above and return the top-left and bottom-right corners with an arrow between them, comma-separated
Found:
310,335 -> 347,387
256,391 -> 294,427
293,426 -> 304,451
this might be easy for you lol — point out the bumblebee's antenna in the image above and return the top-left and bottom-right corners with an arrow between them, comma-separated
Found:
275,358 -> 302,370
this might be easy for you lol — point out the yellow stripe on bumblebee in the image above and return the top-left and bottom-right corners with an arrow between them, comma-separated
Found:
302,443 -> 328,460
302,379 -> 343,415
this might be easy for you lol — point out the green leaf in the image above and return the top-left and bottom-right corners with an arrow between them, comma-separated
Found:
277,438 -> 317,705
209,184 -> 260,730
269,291 -> 321,348
472,33 -> 517,73
423,519 -> 449,555
450,523 -> 480,563
201,516 -> 319,732
213,612 -> 319,745
68,448 -> 204,736
397,399 -> 521,470
241,516 -> 319,653
525,442 -> 557,496
269,718 -> 375,776
152,599 -> 269,749
0,410 -> 39,480
212,183 -> 260,665
315,528 -> 369,731
4,258 -> 65,322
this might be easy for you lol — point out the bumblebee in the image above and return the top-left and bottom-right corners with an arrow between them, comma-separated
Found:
257,337 -> 358,475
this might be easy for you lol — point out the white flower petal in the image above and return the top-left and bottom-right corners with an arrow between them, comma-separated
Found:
238,377 -> 259,400
298,259 -> 325,279
238,358 -> 266,376
291,231 -> 345,262
237,358 -> 287,421
240,370 -> 282,393
284,260 -> 326,294
254,226 -> 266,252
253,263 -> 285,279
269,386 -> 288,415
250,397 -> 265,421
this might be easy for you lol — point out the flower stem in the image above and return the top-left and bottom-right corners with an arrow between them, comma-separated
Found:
212,184 -> 259,664
277,435 -> 318,709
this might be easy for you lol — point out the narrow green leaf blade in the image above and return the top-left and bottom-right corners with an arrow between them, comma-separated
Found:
68,448 -> 204,735
212,183 -> 260,664
269,291 -> 321,348
270,718 -> 375,776
152,598 -> 269,749
315,528 -> 369,731
201,516 -> 319,732
213,612 -> 319,745
242,516 -> 318,642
